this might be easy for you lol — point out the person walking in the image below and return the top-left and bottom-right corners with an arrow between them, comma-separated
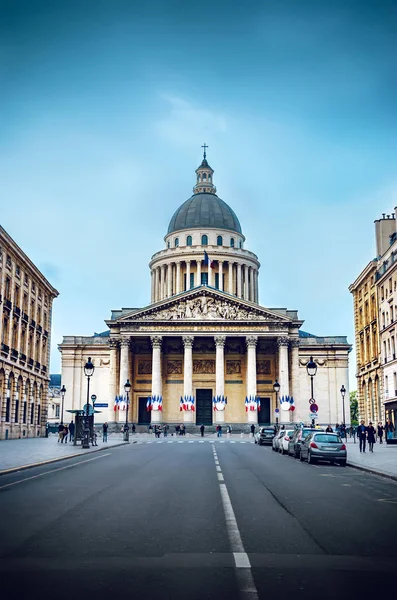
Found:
200,424 -> 205,437
63,424 -> 68,443
377,422 -> 384,444
181,424 -> 186,436
69,420 -> 75,443
131,423 -> 136,434
357,420 -> 367,453
226,424 -> 232,437
385,419 -> 395,441
250,423 -> 255,438
325,425 -> 333,433
57,422 -> 64,443
367,422 -> 376,452
217,425 -> 222,438
102,422 -> 108,442
175,424 -> 180,436
163,424 -> 168,437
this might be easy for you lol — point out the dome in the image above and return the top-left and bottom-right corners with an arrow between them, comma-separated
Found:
167,193 -> 243,235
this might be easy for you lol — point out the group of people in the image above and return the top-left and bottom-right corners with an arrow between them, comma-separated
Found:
356,419 -> 395,452
148,423 -> 171,437
57,421 -> 75,443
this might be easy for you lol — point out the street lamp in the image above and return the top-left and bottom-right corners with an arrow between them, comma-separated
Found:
123,379 -> 131,442
340,384 -> 346,431
82,357 -> 95,449
306,356 -> 318,427
60,385 -> 66,425
273,379 -> 280,427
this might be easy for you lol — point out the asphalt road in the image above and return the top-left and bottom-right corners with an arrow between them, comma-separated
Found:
0,439 -> 396,600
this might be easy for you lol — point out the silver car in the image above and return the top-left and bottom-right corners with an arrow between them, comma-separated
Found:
272,429 -> 285,452
300,432 -> 347,466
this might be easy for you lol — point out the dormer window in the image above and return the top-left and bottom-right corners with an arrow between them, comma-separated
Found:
230,238 -> 235,248
175,238 -> 179,248
201,234 -> 208,246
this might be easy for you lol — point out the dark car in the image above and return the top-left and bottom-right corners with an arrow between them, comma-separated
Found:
288,427 -> 323,458
254,426 -> 276,446
300,432 -> 347,466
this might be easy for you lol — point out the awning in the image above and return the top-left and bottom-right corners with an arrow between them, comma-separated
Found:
66,409 -> 102,414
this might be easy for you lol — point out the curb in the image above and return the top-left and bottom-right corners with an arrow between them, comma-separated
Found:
0,442 -> 129,476
347,462 -> 397,482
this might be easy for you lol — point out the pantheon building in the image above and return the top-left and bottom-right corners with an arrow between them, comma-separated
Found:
59,152 -> 351,427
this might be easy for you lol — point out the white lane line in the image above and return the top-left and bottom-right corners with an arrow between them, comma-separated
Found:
147,442 -> 153,444
217,473 -> 224,481
167,441 -> 173,444
218,474 -> 259,599
0,453 -> 111,490
188,441 -> 194,444
199,441 -> 204,443
220,441 -> 225,443
230,441 -> 236,444
216,466 -> 222,472
178,441 -> 184,444
240,442 -> 246,444
157,442 -> 163,444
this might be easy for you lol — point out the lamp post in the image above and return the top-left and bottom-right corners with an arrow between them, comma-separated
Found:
60,385 -> 66,425
123,379 -> 131,442
82,356 -> 95,449
306,356 -> 318,427
273,379 -> 280,428
340,384 -> 346,434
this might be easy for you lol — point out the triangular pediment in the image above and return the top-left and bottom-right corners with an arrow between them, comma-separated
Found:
114,287 -> 292,324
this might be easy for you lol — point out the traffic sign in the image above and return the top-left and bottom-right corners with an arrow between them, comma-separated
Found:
309,413 -> 318,420
95,403 -> 108,408
275,408 -> 280,414
83,404 -> 94,416
91,394 -> 97,403
309,403 -> 318,413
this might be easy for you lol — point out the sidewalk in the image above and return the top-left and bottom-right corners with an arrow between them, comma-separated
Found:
345,437 -> 397,480
0,433 -> 128,474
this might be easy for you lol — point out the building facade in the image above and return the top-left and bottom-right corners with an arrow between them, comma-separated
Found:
59,154 -> 351,428
0,226 -> 59,440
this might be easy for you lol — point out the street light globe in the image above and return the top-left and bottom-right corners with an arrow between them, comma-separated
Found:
60,385 -> 66,395
340,385 -> 346,398
273,379 -> 280,393
306,356 -> 317,377
84,357 -> 95,377
124,379 -> 132,394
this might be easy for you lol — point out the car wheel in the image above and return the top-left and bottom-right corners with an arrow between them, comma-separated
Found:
308,451 -> 316,465
339,460 -> 346,467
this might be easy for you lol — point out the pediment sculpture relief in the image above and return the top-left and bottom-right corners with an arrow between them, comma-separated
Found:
137,296 -> 280,322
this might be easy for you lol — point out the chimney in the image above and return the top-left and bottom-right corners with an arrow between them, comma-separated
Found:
375,211 -> 397,256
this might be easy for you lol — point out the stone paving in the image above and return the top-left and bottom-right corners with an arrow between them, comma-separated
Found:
0,433 -> 127,472
343,436 -> 397,479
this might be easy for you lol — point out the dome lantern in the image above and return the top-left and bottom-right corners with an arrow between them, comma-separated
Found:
193,143 -> 217,195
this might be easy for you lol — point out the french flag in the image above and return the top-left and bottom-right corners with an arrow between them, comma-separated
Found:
204,251 -> 209,266
146,397 -> 152,412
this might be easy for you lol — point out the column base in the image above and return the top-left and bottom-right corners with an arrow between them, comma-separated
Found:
151,411 -> 163,424
215,411 -> 225,424
246,411 -> 258,424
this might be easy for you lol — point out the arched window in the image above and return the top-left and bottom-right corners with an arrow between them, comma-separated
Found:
239,240 -> 243,249
201,234 -> 208,246
175,238 -> 179,248
217,235 -> 223,246
203,173 -> 207,180
167,241 -> 170,249
230,238 -> 235,247
186,235 -> 192,246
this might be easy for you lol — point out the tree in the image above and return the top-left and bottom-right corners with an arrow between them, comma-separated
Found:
350,390 -> 358,425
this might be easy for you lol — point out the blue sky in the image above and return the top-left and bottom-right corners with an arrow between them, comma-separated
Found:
1,0 -> 396,389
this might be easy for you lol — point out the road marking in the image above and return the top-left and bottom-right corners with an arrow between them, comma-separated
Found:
188,441 -> 194,443
167,441 -> 173,444
220,441 -> 225,443
240,442 -> 246,444
199,441 -> 204,443
217,473 -> 224,481
230,441 -> 236,443
0,453 -> 111,490
156,442 -> 163,444
178,441 -> 183,444
218,477 -> 259,599
216,466 -> 222,472
377,498 -> 397,504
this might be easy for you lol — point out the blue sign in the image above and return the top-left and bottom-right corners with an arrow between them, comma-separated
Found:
95,403 -> 108,408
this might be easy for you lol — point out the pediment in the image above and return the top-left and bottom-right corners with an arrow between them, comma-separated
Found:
115,288 -> 292,324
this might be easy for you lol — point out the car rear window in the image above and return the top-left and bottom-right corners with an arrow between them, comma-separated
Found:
313,434 -> 342,443
286,430 -> 294,436
302,429 -> 315,439
263,429 -> 274,434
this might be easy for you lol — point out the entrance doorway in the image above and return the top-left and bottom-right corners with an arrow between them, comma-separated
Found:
258,397 -> 271,424
196,389 -> 213,425
138,397 -> 151,424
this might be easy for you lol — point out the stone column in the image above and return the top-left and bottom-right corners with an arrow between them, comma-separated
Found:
176,262 -> 181,294
161,265 -> 166,300
249,267 -> 255,302
278,337 -> 290,421
246,336 -> 258,424
183,336 -> 194,423
151,336 -> 163,423
167,263 -> 172,298
228,262 -> 234,294
218,261 -> 223,291
109,338 -> 119,421
215,336 -> 226,424
197,259 -> 201,287
150,270 -> 155,303
290,339 -> 300,422
154,267 -> 159,302
186,260 -> 191,291
208,262 -> 212,287
243,265 -> 249,300
237,263 -> 242,298
119,338 -> 130,396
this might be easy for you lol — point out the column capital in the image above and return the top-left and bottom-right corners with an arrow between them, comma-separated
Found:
246,335 -> 258,348
109,337 -> 119,349
214,335 -> 226,347
182,335 -> 194,348
151,335 -> 163,349
120,337 -> 131,348
277,336 -> 289,347
290,338 -> 300,348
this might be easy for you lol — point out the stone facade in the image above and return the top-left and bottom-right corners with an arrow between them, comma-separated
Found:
59,154 -> 351,427
0,226 -> 59,439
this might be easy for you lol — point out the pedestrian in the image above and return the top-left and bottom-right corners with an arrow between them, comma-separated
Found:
63,424 -> 68,443
181,424 -> 186,436
250,423 -> 255,438
175,424 -> 180,436
69,420 -> 75,442
377,422 -> 384,444
217,425 -> 222,438
367,422 -> 376,452
385,419 -> 395,441
57,422 -> 64,443
340,423 -> 346,439
131,423 -> 136,434
103,422 -> 108,442
163,424 -> 168,437
45,422 -> 49,438
325,424 -> 333,433
357,420 -> 367,453
148,424 -> 153,435
200,424 -> 205,437
226,424 -> 232,437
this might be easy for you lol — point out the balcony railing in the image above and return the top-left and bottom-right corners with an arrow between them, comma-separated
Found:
41,365 -> 47,373
30,319 -> 36,329
22,312 -> 29,322
43,330 -> 48,338
13,306 -> 21,317
4,299 -> 12,310
11,348 -> 18,359
1,343 -> 9,354
37,325 -> 42,333
19,353 -> 27,362
28,358 -> 34,367
35,361 -> 40,369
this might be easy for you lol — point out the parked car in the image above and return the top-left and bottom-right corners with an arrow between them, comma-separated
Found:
288,427 -> 322,458
254,426 -> 276,446
272,429 -> 285,452
300,432 -> 347,466
278,429 -> 295,454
